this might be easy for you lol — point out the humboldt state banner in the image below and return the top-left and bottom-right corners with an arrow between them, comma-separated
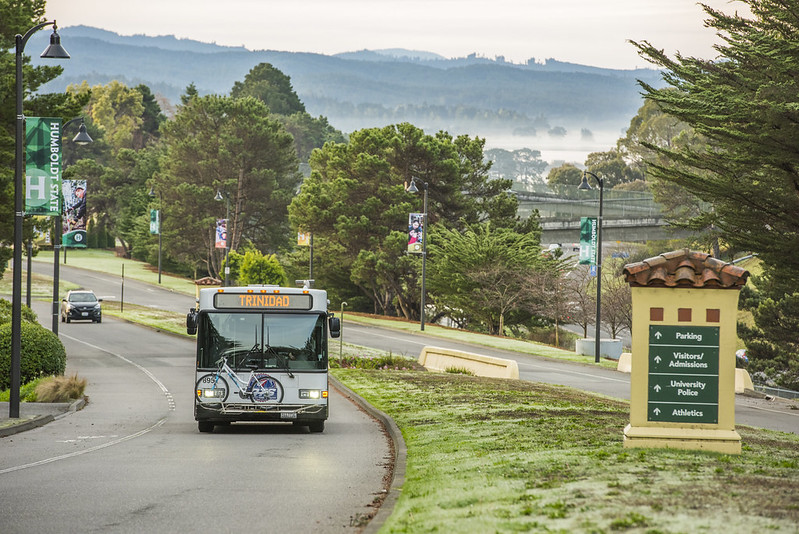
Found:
579,216 -> 597,265
25,117 -> 62,215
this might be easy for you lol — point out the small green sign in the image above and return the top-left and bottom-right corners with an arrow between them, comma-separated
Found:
647,325 -> 720,424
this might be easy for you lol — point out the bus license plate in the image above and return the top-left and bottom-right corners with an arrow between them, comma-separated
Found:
281,412 -> 297,420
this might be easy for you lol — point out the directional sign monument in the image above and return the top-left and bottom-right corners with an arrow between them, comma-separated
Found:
621,249 -> 750,454
647,326 -> 719,424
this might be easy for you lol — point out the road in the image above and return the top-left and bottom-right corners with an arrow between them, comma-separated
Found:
1,287 -> 391,533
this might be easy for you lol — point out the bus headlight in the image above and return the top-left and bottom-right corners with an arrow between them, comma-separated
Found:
197,388 -> 226,399
299,389 -> 326,399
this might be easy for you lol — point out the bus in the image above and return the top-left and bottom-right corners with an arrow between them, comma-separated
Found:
187,284 -> 340,433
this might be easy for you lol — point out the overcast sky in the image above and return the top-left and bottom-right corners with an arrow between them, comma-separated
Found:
46,0 -> 750,70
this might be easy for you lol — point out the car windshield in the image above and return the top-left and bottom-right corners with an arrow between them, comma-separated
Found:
69,293 -> 97,303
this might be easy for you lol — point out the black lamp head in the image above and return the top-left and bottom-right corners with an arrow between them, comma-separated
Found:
40,22 -> 70,59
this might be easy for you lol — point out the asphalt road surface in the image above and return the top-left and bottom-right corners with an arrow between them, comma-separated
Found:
1,299 -> 391,533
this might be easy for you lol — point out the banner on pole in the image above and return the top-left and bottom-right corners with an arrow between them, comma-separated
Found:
297,231 -> 311,247
25,117 -> 62,215
150,209 -> 160,234
579,216 -> 598,265
407,212 -> 424,254
62,179 -> 88,247
215,219 -> 227,249
62,179 -> 87,247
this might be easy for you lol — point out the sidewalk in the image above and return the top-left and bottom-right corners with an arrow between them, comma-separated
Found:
0,399 -> 85,438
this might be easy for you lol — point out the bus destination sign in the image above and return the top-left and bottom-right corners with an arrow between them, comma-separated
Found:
214,292 -> 313,310
647,325 -> 720,424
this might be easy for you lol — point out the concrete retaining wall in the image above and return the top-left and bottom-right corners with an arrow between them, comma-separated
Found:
575,338 -> 623,360
418,346 -> 519,379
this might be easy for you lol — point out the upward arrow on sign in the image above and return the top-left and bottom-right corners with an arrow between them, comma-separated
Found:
654,331 -> 663,340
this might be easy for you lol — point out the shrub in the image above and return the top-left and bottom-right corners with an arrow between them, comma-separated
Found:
0,298 -> 38,325
34,374 -> 87,402
239,250 -> 287,286
330,354 -> 422,370
0,321 -> 67,390
0,376 -> 49,402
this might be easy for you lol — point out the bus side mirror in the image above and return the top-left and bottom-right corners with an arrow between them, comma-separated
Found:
329,316 -> 341,338
186,310 -> 198,335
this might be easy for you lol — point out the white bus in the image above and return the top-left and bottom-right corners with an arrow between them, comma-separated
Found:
187,285 -> 340,433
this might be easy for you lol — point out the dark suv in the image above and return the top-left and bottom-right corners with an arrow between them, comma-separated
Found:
61,290 -> 103,323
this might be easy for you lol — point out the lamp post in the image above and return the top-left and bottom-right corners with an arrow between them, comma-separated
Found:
11,21 -> 70,418
578,170 -> 604,364
214,189 -> 230,286
405,177 -> 428,331
148,187 -> 162,284
53,117 -> 93,334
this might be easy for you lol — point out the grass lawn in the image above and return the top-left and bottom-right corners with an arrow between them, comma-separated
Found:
333,366 -> 799,533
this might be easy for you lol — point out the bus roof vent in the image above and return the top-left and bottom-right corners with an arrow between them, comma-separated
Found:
295,279 -> 315,289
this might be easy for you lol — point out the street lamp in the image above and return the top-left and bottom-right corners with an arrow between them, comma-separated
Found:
11,21 -> 70,418
406,177 -> 428,331
578,170 -> 604,364
214,189 -> 230,286
53,117 -> 93,334
148,186 -> 163,284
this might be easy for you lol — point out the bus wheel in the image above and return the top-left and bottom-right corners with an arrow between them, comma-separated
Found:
198,421 -> 215,433
308,421 -> 325,433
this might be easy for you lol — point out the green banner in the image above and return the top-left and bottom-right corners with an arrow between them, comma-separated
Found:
150,209 -> 160,234
25,117 -> 62,215
578,216 -> 597,265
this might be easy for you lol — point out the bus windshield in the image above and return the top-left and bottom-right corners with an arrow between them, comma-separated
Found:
198,312 -> 327,371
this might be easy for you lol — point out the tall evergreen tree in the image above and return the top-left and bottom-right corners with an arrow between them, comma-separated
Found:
632,0 -> 799,385
288,123 -> 519,318
631,0 -> 799,277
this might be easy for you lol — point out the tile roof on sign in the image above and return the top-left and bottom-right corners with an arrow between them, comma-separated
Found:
622,249 -> 749,289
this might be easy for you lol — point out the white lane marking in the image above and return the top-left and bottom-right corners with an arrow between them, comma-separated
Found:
0,419 -> 166,475
0,334 -> 175,475
63,333 -> 175,408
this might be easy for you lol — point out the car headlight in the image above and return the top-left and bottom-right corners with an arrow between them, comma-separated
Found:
94,304 -> 101,310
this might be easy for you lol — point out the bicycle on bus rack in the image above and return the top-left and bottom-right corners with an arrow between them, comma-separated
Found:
195,355 -> 284,404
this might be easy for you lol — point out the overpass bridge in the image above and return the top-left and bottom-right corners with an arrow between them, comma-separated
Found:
513,186 -> 690,243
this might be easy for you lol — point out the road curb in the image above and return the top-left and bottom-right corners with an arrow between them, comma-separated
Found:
0,414 -> 54,438
330,375 -> 406,533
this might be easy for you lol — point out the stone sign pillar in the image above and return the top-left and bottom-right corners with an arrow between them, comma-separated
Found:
621,249 -> 749,454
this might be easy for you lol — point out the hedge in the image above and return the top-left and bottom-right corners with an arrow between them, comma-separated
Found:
0,321 -> 67,391
0,298 -> 38,325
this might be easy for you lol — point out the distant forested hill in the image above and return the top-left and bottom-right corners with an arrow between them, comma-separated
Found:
29,25 -> 662,147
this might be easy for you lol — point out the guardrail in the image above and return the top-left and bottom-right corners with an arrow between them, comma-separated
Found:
753,384 -> 799,400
